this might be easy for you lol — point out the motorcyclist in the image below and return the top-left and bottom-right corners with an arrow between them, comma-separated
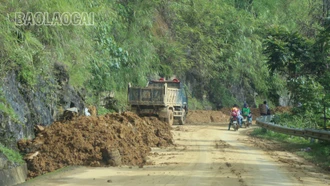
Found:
242,103 -> 252,125
228,104 -> 239,130
237,107 -> 243,128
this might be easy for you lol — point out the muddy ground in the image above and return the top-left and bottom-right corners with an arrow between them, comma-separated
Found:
18,123 -> 330,186
18,112 -> 173,178
186,106 -> 290,124
17,106 -> 292,179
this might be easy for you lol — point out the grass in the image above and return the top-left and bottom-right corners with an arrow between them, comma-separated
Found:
0,87 -> 20,123
188,97 -> 214,110
97,106 -> 115,116
0,144 -> 24,164
250,128 -> 330,170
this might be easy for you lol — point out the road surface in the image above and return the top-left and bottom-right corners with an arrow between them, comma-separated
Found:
19,123 -> 330,186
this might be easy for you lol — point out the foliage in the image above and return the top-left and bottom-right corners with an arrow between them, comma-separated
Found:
0,144 -> 24,164
97,107 -> 114,116
263,27 -> 313,78
188,97 -> 204,110
250,128 -> 330,170
208,81 -> 237,108
250,127 -> 289,140
271,112 -> 319,129
0,87 -> 19,122
1,0 -> 327,114
165,0 -> 274,106
2,0 -> 330,172
263,23 -> 330,128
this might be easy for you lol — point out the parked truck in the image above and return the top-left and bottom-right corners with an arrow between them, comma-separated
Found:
128,78 -> 188,126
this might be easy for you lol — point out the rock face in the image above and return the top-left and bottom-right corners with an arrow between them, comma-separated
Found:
0,63 -> 86,185
0,64 -> 85,144
0,163 -> 27,186
0,154 -> 27,186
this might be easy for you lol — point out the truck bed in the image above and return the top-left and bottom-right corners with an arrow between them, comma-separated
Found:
128,86 -> 183,106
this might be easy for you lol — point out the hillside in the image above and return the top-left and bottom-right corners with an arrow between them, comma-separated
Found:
1,0 -> 330,185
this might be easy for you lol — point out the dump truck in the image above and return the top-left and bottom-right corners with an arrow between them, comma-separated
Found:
128,78 -> 188,126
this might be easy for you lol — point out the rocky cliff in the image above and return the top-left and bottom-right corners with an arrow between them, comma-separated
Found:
0,63 -> 86,185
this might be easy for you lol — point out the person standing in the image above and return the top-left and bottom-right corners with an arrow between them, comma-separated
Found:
259,101 -> 270,116
265,101 -> 270,115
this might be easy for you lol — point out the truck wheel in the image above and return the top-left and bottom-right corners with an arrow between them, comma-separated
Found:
166,110 -> 174,126
179,116 -> 185,125
179,110 -> 186,125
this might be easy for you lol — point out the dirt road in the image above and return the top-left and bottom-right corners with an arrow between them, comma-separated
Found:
19,123 -> 330,186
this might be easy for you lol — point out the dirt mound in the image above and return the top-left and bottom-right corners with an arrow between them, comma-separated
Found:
186,110 -> 229,124
18,112 -> 173,178
273,106 -> 292,114
185,108 -> 263,124
250,108 -> 261,118
186,106 -> 292,124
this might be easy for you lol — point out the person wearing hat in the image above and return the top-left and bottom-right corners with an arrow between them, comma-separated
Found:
242,103 -> 252,125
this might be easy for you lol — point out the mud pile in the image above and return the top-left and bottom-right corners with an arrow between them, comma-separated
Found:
186,110 -> 229,124
273,106 -> 292,113
17,112 -> 173,178
186,107 -> 291,124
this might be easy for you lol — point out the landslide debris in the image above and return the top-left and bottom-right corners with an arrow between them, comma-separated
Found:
18,112 -> 173,178
186,107 -> 291,124
185,110 -> 229,124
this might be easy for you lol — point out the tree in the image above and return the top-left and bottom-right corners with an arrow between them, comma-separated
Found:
263,24 -> 330,129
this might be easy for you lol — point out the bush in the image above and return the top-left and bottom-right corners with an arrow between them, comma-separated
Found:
251,128 -> 330,169
0,144 -> 24,164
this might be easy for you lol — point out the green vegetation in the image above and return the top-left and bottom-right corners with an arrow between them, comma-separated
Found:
0,0 -> 300,111
188,97 -> 214,110
0,0 -> 330,171
0,144 -> 24,164
263,15 -> 330,128
251,128 -> 330,169
271,112 -> 320,129
0,0 -> 329,116
0,87 -> 19,122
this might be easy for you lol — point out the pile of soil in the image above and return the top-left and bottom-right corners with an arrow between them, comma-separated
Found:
17,112 -> 173,178
186,106 -> 291,124
273,106 -> 292,113
185,110 -> 229,124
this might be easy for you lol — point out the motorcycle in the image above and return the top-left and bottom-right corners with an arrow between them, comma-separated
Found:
242,115 -> 252,128
230,116 -> 239,131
